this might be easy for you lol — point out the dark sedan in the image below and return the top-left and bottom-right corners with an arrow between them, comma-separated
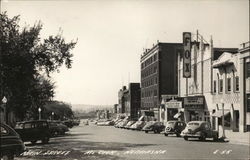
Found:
142,121 -> 165,133
1,123 -> 26,160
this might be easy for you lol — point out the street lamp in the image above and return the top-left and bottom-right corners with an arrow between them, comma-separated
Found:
52,112 -> 54,120
38,107 -> 41,120
2,96 -> 7,123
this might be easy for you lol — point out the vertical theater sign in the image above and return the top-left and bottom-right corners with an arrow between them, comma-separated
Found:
183,32 -> 191,78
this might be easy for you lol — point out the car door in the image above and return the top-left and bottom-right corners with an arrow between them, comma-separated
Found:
22,122 -> 34,141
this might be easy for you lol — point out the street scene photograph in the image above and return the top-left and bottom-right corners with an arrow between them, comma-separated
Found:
0,0 -> 249,160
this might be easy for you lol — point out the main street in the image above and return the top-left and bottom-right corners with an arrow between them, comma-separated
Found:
17,121 -> 249,160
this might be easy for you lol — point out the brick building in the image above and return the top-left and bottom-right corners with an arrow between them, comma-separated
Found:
140,42 -> 182,120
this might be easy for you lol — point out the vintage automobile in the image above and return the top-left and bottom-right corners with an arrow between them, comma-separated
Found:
124,121 -> 136,129
1,123 -> 26,160
15,120 -> 51,144
129,120 -> 147,130
142,121 -> 165,133
164,121 -> 186,137
180,121 -> 219,141
48,121 -> 69,136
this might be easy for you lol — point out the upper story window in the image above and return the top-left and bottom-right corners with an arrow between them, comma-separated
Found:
219,79 -> 223,93
227,78 -> 231,92
247,62 -> 250,78
213,80 -> 217,93
235,76 -> 239,92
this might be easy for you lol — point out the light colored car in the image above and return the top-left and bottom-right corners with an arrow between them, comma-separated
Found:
180,121 -> 218,141
129,121 -> 146,130
124,121 -> 136,129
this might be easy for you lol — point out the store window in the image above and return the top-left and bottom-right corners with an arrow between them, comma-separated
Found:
219,79 -> 223,93
213,80 -> 217,93
227,78 -> 231,92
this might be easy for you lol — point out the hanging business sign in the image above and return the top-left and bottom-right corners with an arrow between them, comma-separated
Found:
183,32 -> 191,78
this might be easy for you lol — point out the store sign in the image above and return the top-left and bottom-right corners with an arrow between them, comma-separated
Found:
165,101 -> 182,109
183,32 -> 191,78
184,97 -> 204,105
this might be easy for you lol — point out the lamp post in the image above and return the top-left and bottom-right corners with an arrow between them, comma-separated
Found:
38,107 -> 41,120
2,96 -> 7,123
52,112 -> 54,120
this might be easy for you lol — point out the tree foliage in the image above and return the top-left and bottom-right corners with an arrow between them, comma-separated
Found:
0,12 -> 77,121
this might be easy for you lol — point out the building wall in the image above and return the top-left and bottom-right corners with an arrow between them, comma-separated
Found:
212,53 -> 241,131
239,41 -> 250,132
141,42 -> 182,118
178,40 -> 213,123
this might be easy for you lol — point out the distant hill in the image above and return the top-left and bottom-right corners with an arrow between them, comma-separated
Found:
72,104 -> 113,112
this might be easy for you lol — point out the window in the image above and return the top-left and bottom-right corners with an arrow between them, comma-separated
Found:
219,79 -> 223,93
24,123 -> 32,129
235,76 -> 239,92
213,80 -> 217,93
247,94 -> 250,112
227,78 -> 231,92
247,62 -> 250,78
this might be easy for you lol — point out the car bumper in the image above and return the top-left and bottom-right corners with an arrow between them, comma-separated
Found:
181,133 -> 200,137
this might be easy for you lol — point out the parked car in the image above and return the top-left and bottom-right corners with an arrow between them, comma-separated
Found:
124,121 -> 136,129
142,121 -> 165,133
164,121 -> 186,137
129,121 -> 146,130
63,120 -> 74,128
15,120 -> 51,144
119,119 -> 130,129
1,123 -> 26,160
48,121 -> 69,136
180,121 -> 219,141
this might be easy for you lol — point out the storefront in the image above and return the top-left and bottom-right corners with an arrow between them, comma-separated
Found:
163,100 -> 183,123
183,96 -> 205,122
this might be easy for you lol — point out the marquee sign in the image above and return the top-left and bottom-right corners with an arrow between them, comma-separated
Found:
183,32 -> 191,78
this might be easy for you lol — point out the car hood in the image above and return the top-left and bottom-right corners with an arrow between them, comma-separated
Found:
183,125 -> 201,133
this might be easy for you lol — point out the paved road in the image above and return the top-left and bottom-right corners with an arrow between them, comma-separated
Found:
17,122 -> 249,160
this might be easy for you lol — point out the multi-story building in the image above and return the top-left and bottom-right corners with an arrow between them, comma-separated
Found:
178,33 -> 239,130
141,42 -> 182,120
118,86 -> 127,114
118,84 -> 141,119
212,50 -> 241,132
239,41 -> 250,132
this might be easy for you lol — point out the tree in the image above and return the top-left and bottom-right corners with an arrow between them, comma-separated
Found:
0,12 -> 77,122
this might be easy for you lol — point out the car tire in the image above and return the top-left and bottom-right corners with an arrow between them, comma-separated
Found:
176,133 -> 181,137
145,131 -> 148,133
184,136 -> 188,141
42,137 -> 49,144
154,130 -> 157,134
31,140 -> 37,145
199,134 -> 206,141
164,133 -> 168,136
213,134 -> 218,141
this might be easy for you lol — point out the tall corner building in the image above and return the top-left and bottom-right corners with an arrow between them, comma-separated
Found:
140,42 -> 182,120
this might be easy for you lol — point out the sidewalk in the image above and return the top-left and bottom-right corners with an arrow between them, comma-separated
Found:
218,128 -> 250,146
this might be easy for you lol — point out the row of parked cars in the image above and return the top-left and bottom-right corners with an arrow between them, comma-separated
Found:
0,119 -> 79,160
112,117 -> 219,141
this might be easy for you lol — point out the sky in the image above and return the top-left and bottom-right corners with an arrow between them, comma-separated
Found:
1,0 -> 249,106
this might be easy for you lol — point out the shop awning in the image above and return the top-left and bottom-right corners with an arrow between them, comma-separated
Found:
211,110 -> 230,117
174,112 -> 182,118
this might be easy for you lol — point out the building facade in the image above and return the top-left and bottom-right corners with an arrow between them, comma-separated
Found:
239,41 -> 250,132
140,42 -> 182,120
118,83 -> 141,120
